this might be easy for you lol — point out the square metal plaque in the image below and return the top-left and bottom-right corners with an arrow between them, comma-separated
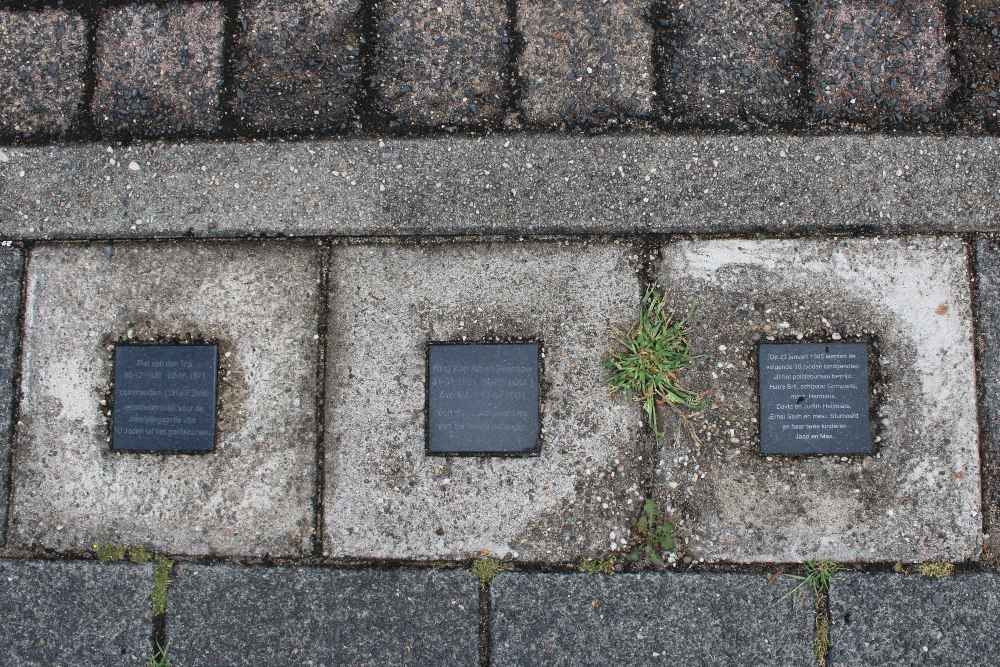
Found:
758,342 -> 871,455
112,344 -> 218,453
427,343 -> 540,455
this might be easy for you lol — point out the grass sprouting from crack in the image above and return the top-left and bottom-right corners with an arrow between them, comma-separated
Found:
782,560 -> 839,600
576,557 -> 616,574
469,558 -> 508,586
605,287 -> 705,436
627,499 -> 675,566
151,555 -> 174,616
918,562 -> 955,579
147,644 -> 171,667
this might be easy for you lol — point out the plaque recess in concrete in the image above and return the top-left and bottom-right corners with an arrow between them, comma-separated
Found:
112,344 -> 218,453
758,342 -> 871,455
427,343 -> 540,455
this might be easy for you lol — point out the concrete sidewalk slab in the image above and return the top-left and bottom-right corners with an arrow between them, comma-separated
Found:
169,564 -> 480,666
0,559 -> 151,666
10,242 -> 320,557
324,240 -> 645,560
0,249 -> 22,548
491,572 -> 813,666
655,237 -> 980,562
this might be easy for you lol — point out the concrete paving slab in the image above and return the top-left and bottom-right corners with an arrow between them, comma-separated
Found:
10,242 -> 320,557
375,0 -> 509,129
956,0 -> 1000,131
0,559 -> 151,666
491,572 -> 813,666
657,0 -> 802,128
0,9 -> 87,139
324,241 -> 645,560
809,0 -> 953,127
232,0 -> 362,135
93,2 -> 225,138
655,237 -> 980,562
0,249 -> 23,549
518,0 -> 655,128
828,573 -> 1000,666
975,238 -> 1000,567
169,564 -> 479,666
2,136 -> 1000,239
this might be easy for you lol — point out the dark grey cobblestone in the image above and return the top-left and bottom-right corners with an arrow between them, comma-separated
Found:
809,0 -> 953,128
491,572 -> 813,666
170,564 -> 480,665
956,0 -> 1000,131
93,2 -> 225,137
0,9 -> 87,139
975,238 -> 1000,568
375,0 -> 509,129
657,0 -> 803,128
0,559 -> 150,666
518,0 -> 655,128
829,573 -> 1000,666
232,0 -> 362,134
0,249 -> 22,549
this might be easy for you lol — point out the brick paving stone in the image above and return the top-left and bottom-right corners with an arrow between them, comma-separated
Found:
809,0 -> 953,127
11,242 -> 320,557
170,564 -> 480,665
93,2 -> 225,137
956,0 -> 1000,131
233,0 -> 362,134
975,238 -> 1000,568
492,572 -> 813,665
655,237 -> 980,562
324,241 -> 644,560
657,0 -> 803,128
829,573 -> 1000,666
0,250 -> 22,548
518,0 -> 655,128
0,560 -> 150,666
375,0 -> 509,128
0,9 -> 87,139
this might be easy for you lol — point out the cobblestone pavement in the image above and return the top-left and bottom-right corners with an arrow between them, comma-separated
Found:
2,1 -> 1000,666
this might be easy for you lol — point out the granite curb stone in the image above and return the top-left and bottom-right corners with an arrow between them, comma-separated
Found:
828,573 -> 1000,666
0,559 -> 151,666
0,249 -> 23,549
974,238 -> 1000,567
169,564 -> 480,665
0,9 -> 87,139
491,572 -> 813,665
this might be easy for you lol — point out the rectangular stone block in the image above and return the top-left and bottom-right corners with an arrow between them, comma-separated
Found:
0,560 -> 151,666
956,0 -> 1000,131
518,0 -> 655,128
657,0 -> 803,128
491,573 -> 813,665
975,238 -> 1000,567
93,2 -> 225,137
169,564 -> 480,665
11,242 -> 320,557
809,0 -> 953,127
232,0 -> 362,134
324,241 -> 644,560
0,9 -> 87,138
828,573 -> 1000,666
376,0 -> 510,128
655,237 -> 980,562
0,249 -> 23,548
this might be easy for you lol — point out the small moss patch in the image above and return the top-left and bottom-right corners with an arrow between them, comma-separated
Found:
94,544 -> 128,561
470,558 -> 507,586
814,613 -> 830,667
576,557 -> 616,574
151,555 -> 173,617
917,562 -> 955,579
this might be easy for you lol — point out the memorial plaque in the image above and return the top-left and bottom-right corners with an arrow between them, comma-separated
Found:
427,343 -> 540,455
758,342 -> 871,455
112,344 -> 218,453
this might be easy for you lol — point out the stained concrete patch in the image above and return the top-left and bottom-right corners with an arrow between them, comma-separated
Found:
0,560 -> 150,666
170,564 -> 480,665
655,237 -> 980,562
11,242 -> 320,557
828,573 -> 1000,666
0,250 -> 23,548
491,572 -> 813,665
324,241 -> 645,560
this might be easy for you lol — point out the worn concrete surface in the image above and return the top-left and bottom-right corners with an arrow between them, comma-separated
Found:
170,564 -> 479,665
828,573 -> 1000,666
0,9 -> 87,139
0,559 -> 150,666
0,249 -> 22,549
2,135 -> 1000,239
11,242 -> 320,557
491,572 -> 813,665
655,237 -> 980,562
975,238 -> 1000,567
324,240 -> 645,560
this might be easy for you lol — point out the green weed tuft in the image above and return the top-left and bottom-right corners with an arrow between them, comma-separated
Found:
782,560 -> 839,600
469,558 -> 507,586
627,499 -> 675,566
576,557 -> 616,574
147,644 -> 170,667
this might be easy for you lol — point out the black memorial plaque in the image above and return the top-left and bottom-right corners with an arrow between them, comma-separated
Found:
758,342 -> 871,455
427,342 -> 540,455
112,344 -> 218,453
